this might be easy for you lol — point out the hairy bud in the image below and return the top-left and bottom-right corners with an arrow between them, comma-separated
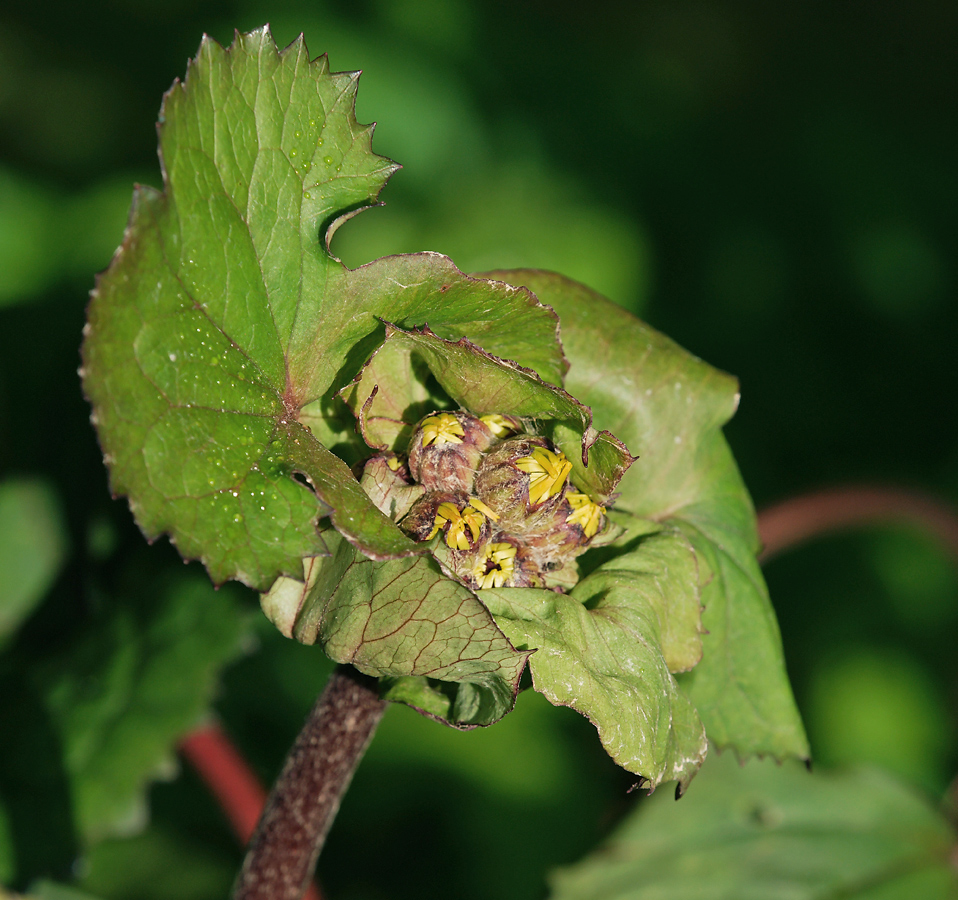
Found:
474,437 -> 573,532
467,536 -> 542,590
407,411 -> 497,493
372,408 -> 611,593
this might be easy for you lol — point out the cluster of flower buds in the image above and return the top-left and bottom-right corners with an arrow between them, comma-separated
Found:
361,410 -> 610,592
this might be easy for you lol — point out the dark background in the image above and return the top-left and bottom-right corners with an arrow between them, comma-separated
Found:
0,1 -> 955,898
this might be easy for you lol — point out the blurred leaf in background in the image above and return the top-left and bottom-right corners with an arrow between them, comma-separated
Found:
1,881 -> 103,900
808,648 -> 954,795
549,750 -> 958,900
0,575 -> 251,886
0,478 -> 67,645
0,168 -> 137,307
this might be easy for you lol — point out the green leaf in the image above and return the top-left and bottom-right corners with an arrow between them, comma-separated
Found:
78,825 -> 235,900
341,324 -> 633,500
486,270 -> 808,762
548,751 -> 958,900
480,524 -> 707,791
81,28 -> 565,591
0,478 -> 68,645
0,576 -> 249,847
261,530 -> 529,725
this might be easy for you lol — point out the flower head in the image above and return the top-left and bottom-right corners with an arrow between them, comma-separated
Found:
429,500 -> 490,551
409,411 -> 492,493
566,492 -> 605,538
399,416 -> 609,590
421,413 -> 465,446
516,446 -> 573,505
471,541 -> 518,589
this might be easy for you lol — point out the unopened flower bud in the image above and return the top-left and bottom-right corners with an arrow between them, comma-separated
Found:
407,411 -> 496,493
400,491 -> 467,542
505,490 -> 606,591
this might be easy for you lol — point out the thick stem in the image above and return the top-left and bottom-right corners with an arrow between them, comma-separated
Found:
181,726 -> 322,900
232,664 -> 386,900
757,485 -> 958,563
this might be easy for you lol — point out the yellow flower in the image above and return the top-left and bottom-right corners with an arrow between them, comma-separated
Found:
480,414 -> 518,438
467,496 -> 500,522
430,501 -> 485,550
421,413 -> 464,447
471,542 -> 517,589
566,492 -> 604,538
515,446 -> 573,505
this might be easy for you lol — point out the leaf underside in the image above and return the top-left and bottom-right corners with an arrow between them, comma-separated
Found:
261,531 -> 529,726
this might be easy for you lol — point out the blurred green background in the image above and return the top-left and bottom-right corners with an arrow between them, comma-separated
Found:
0,1 -> 955,898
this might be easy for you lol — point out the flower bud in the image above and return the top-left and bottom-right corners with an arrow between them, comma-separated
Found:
502,490 -> 607,591
466,536 -> 542,590
400,491 -> 467,543
400,491 -> 494,553
407,411 -> 496,493
478,413 -> 523,439
474,437 -> 572,532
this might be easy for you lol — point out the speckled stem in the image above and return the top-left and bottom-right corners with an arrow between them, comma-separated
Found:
232,665 -> 386,900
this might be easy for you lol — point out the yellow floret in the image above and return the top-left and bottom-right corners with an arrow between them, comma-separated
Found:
566,492 -> 604,538
421,413 -> 464,447
516,446 -> 573,505
480,414 -> 518,438
431,501 -> 483,551
467,497 -> 500,522
471,542 -> 518,589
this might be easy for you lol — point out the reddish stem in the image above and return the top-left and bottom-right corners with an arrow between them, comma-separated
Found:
180,725 -> 322,900
757,485 -> 958,563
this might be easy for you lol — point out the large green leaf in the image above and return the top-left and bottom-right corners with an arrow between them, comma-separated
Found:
486,270 -> 808,762
549,751 -> 958,900
261,530 -> 529,725
481,524 -> 707,791
81,28 -> 565,591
